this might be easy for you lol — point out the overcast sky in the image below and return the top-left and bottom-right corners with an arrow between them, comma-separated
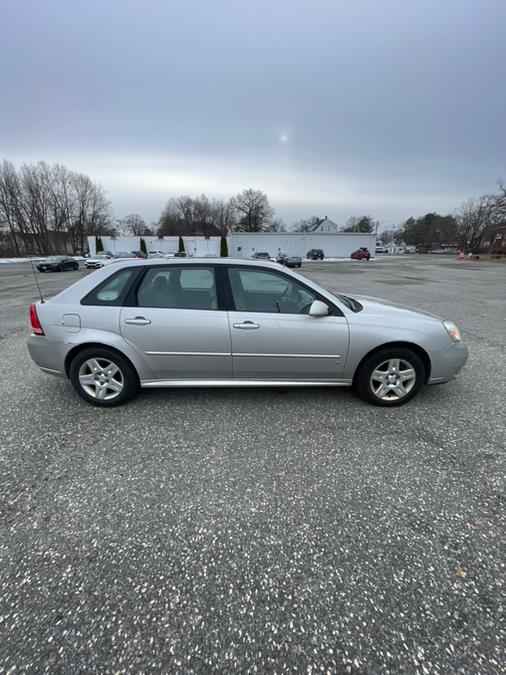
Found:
1,0 -> 505,227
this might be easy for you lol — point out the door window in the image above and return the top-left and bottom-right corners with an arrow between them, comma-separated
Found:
137,266 -> 218,310
228,268 -> 316,314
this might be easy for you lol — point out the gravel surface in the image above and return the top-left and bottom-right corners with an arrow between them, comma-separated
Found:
0,257 -> 505,673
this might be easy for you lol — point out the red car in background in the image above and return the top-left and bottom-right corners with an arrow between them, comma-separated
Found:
351,247 -> 371,260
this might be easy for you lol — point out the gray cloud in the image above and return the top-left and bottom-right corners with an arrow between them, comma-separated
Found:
1,0 -> 505,225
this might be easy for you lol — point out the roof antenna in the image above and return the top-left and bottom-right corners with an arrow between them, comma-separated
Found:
28,254 -> 45,303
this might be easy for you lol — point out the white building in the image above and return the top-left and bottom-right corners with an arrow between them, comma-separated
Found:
88,231 -> 376,259
229,232 -> 376,258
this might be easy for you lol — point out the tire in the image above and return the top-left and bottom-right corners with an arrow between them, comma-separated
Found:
355,347 -> 425,407
69,347 -> 139,407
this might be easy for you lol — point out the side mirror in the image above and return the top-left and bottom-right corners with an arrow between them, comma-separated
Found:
309,300 -> 329,317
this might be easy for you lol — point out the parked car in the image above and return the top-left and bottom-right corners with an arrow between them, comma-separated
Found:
252,252 -> 271,260
113,252 -> 136,259
276,252 -> 288,264
174,251 -> 187,258
307,249 -> 324,260
27,258 -> 467,409
404,246 -> 417,254
283,254 -> 302,268
375,245 -> 388,254
351,248 -> 371,260
37,256 -> 79,272
131,251 -> 148,259
84,252 -> 114,269
164,252 -> 176,258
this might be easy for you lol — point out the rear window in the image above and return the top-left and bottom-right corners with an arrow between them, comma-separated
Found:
81,268 -> 137,306
136,266 -> 218,310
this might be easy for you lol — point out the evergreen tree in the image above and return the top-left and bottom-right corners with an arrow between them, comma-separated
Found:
140,237 -> 147,256
220,235 -> 228,257
178,235 -> 185,253
95,235 -> 104,253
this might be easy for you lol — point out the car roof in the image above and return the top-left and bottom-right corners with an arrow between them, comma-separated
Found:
107,257 -> 280,269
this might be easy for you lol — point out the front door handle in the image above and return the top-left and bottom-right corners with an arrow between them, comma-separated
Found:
233,321 -> 260,330
125,316 -> 151,326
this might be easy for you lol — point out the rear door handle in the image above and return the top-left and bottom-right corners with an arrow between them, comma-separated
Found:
233,321 -> 260,329
125,316 -> 151,326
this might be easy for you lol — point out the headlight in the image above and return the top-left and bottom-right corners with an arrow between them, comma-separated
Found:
443,320 -> 461,342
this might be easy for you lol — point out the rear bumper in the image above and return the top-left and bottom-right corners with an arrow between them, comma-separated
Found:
27,335 -> 66,377
428,341 -> 468,384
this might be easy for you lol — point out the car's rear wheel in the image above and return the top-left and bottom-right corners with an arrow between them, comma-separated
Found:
69,347 -> 139,407
355,347 -> 424,406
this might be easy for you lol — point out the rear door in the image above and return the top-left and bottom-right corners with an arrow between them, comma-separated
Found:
225,266 -> 349,381
120,265 -> 231,379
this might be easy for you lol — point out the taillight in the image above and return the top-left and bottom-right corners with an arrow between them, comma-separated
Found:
29,303 -> 45,335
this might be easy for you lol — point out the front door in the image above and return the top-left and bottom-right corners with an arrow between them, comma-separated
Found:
120,265 -> 231,379
226,266 -> 349,381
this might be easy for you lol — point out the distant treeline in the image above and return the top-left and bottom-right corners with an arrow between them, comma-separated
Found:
0,158 -> 505,255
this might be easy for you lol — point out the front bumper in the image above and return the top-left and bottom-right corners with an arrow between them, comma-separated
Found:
428,340 -> 468,384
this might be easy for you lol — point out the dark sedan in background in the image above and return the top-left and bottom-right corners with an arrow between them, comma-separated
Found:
307,248 -> 324,260
37,256 -> 79,272
282,254 -> 302,268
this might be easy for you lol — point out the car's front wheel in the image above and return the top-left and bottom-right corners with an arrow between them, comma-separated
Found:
69,347 -> 139,407
355,347 -> 425,406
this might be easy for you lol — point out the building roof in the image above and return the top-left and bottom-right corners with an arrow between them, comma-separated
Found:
308,217 -> 340,233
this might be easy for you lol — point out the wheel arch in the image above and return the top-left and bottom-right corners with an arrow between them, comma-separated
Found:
353,341 -> 431,384
64,342 -> 140,384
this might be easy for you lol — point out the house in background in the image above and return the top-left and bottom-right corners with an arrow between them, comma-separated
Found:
309,217 -> 340,233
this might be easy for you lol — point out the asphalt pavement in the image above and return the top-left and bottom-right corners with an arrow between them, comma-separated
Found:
0,257 -> 505,673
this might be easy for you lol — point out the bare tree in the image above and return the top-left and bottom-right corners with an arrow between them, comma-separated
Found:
0,160 -> 113,255
157,194 -> 236,237
117,213 -> 150,236
230,188 -> 276,232
0,160 -> 27,254
455,196 -> 493,251
213,198 -> 236,235
292,216 -> 321,232
490,181 -> 506,226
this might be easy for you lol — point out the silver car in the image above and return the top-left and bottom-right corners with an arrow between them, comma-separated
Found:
27,259 -> 467,407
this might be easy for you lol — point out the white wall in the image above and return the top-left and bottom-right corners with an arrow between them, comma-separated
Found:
87,232 -> 376,258
87,235 -> 223,256
229,233 -> 377,258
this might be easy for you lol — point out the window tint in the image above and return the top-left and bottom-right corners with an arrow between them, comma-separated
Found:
137,267 -> 218,310
82,268 -> 136,306
228,268 -> 316,314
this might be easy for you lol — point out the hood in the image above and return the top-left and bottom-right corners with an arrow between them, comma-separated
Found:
352,295 -> 442,322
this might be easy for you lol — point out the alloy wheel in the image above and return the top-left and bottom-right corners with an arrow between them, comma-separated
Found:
369,358 -> 416,402
78,358 -> 124,401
